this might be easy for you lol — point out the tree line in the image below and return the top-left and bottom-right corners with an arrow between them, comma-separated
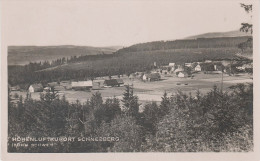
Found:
117,36 -> 252,53
8,83 -> 253,152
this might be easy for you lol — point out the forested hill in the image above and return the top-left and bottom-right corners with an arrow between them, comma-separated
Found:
116,36 -> 252,54
186,30 -> 252,39
8,45 -> 120,65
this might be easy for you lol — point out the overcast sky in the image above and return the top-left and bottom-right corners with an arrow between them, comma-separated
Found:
2,0 -> 252,47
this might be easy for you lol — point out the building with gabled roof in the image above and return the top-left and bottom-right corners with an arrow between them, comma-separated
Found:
116,79 -> 124,86
104,79 -> 119,87
143,73 -> 161,81
29,83 -> 43,93
194,64 -> 202,71
71,81 -> 93,90
177,71 -> 190,78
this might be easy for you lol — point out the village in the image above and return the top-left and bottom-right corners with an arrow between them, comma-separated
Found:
9,59 -> 253,109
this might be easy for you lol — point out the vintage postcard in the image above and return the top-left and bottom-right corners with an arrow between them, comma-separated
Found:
1,0 -> 260,160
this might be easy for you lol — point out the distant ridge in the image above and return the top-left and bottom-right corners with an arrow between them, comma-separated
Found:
8,45 -> 119,65
185,30 -> 251,39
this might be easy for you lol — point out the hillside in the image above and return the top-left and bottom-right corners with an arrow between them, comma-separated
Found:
8,35 -> 253,86
8,45 -> 118,65
186,30 -> 251,39
116,36 -> 252,54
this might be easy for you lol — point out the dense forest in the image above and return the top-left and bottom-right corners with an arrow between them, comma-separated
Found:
116,36 -> 252,53
8,84 -> 253,152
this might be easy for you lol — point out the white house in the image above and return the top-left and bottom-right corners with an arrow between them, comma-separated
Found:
28,83 -> 43,93
174,68 -> 184,73
169,63 -> 175,67
142,74 -> 148,81
195,64 -> 202,71
185,63 -> 192,67
177,72 -> 189,78
143,73 -> 160,81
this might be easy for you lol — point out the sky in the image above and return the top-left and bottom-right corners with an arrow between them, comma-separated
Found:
1,0 -> 252,47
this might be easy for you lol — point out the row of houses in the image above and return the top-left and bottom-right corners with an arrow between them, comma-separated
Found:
27,78 -> 125,93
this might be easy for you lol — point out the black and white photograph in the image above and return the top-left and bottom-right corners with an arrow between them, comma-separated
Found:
1,0 -> 260,160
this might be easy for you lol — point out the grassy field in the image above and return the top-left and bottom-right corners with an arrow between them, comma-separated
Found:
10,72 -> 252,111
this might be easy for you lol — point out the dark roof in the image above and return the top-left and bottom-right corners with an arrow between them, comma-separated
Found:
147,73 -> 160,79
104,79 -> 119,86
48,82 -> 58,87
116,79 -> 124,84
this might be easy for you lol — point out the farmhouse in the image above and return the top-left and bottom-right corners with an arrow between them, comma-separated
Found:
194,64 -> 202,71
129,73 -> 136,80
169,63 -> 175,67
176,65 -> 184,70
71,81 -> 93,90
92,82 -> 101,90
43,87 -> 51,92
185,63 -> 192,67
143,73 -> 160,81
177,71 -> 189,78
116,79 -> 124,86
174,68 -> 184,73
104,79 -> 119,87
28,83 -> 43,93
54,86 -> 65,91
10,85 -> 20,91
47,82 -> 59,87
60,81 -> 70,86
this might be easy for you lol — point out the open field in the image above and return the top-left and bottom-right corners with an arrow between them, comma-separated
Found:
10,72 -> 252,111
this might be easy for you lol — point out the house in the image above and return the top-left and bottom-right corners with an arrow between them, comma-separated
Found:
143,73 -> 161,81
47,82 -> 59,87
10,85 -> 20,91
169,63 -> 175,67
71,81 -> 93,90
54,86 -> 65,91
194,64 -> 202,71
129,73 -> 136,80
93,80 -> 104,87
205,60 -> 212,63
177,71 -> 189,78
176,65 -> 184,70
200,63 -> 215,72
116,79 -> 124,86
43,87 -> 51,92
28,83 -> 43,93
185,63 -> 192,67
92,82 -> 101,90
174,68 -> 184,73
60,80 -> 70,86
60,81 -> 72,90
104,79 -> 119,87
214,64 -> 224,71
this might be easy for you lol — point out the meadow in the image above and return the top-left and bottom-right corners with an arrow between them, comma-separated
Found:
10,72 -> 252,111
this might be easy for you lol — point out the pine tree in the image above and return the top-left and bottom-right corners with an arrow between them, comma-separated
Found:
122,85 -> 139,117
160,91 -> 170,116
